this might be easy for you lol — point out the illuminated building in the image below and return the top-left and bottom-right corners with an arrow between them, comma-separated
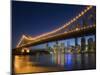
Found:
88,38 -> 94,52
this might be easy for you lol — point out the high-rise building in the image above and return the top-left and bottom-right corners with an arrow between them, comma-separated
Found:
81,37 -> 86,53
60,43 -> 65,53
88,38 -> 94,52
53,41 -> 59,54
67,41 -> 70,47
45,43 -> 51,52
75,38 -> 78,46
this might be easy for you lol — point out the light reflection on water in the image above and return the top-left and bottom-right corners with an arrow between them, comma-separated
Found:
14,53 -> 96,74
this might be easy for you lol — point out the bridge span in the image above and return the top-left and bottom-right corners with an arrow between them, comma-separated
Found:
13,25 -> 95,50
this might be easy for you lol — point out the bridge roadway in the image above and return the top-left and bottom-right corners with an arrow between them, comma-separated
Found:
13,25 -> 96,50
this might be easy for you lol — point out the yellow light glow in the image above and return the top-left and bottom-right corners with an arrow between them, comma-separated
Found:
78,14 -> 82,17
22,49 -> 24,53
76,28 -> 79,31
84,9 -> 87,13
81,11 -> 85,15
26,49 -> 30,53
75,16 -> 79,19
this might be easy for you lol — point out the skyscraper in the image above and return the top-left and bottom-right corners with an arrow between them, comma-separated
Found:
60,43 -> 65,53
81,37 -> 86,53
88,38 -> 94,52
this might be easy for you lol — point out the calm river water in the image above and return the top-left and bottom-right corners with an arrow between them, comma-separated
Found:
13,53 -> 96,74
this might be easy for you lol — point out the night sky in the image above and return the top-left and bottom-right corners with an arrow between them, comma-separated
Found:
12,1 -> 95,48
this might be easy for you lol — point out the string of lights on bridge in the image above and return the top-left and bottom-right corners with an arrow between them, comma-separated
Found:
17,5 -> 94,47
17,24 -> 96,48
26,24 -> 96,44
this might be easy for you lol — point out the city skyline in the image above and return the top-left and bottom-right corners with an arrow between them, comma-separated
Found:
32,35 -> 95,49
